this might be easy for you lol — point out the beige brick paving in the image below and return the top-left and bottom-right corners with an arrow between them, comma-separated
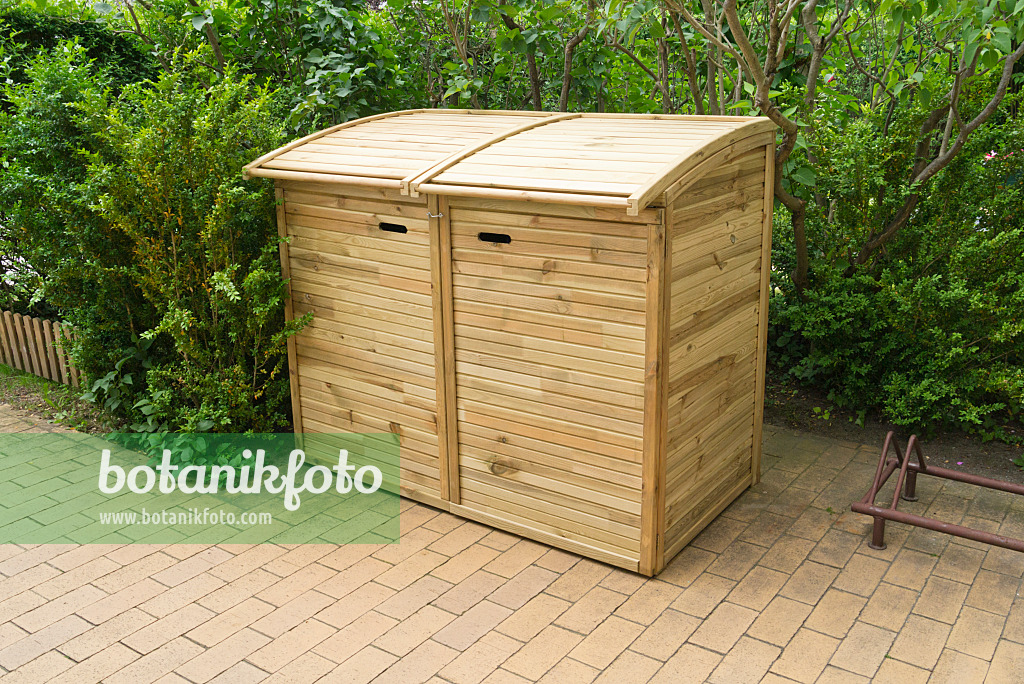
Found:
4,405 -> 1024,681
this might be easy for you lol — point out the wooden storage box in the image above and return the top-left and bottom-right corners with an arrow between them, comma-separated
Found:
245,110 -> 776,575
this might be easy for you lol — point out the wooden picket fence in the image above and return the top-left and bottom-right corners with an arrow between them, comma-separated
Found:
0,311 -> 83,387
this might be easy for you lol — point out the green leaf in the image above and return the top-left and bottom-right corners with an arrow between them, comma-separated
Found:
470,4 -> 490,22
964,40 -> 981,66
191,12 -> 213,31
791,166 -> 817,186
991,26 -> 1013,53
537,6 -> 563,21
93,1 -> 113,14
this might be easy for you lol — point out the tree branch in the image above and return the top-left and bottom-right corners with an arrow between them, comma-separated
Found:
500,13 -> 544,110
186,0 -> 225,74
669,11 -> 705,114
560,23 -> 590,111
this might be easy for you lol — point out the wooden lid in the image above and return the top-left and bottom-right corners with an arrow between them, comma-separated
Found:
245,109 -> 775,216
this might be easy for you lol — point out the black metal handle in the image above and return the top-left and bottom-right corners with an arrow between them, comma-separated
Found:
379,222 -> 407,234
478,232 -> 511,244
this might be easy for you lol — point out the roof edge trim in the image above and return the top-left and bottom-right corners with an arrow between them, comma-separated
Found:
626,119 -> 777,216
245,166 -> 403,189
414,183 -> 635,211
663,131 -> 776,207
242,109 -> 426,179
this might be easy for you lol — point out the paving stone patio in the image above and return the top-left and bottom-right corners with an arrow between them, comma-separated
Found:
1,403 -> 1023,683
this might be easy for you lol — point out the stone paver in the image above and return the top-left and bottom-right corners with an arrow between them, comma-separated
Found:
1,403 -> 1024,682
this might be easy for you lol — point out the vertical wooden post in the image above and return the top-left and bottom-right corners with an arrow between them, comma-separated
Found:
10,311 -> 26,371
751,144 -> 776,485
430,195 -> 460,506
640,208 -> 670,576
13,314 -> 34,375
42,319 -> 59,381
276,185 -> 304,435
0,311 -> 12,367
68,327 -> 82,388
53,322 -> 69,385
31,317 -> 50,380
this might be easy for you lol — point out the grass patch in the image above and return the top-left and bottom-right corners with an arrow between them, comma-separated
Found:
0,364 -> 111,432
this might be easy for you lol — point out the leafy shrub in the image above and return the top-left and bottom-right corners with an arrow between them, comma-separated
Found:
1,40 -> 307,432
0,6 -> 157,104
191,0 -> 409,132
771,107 -> 1024,438
79,64 -> 307,432
0,41 -> 133,321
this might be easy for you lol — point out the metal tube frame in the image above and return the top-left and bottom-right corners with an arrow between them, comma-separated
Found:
851,431 -> 1024,552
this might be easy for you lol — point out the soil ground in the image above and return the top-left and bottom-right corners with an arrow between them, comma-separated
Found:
765,369 -> 1024,484
0,365 -> 109,433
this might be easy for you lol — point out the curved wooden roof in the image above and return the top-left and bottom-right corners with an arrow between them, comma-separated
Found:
244,109 -> 775,216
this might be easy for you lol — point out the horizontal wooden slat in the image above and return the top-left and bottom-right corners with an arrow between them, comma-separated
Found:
453,299 -> 644,345
449,196 -> 657,225
453,285 -> 645,327
290,247 -> 431,286
300,324 -> 435,368
459,451 -> 641,520
457,420 -> 642,480
458,428 -> 641,488
451,208 -> 648,240
279,180 -> 420,203
291,270 -> 433,312
454,322 -> 642,371
457,383 -> 642,438
458,476 -> 641,552
297,339 -> 436,389
454,359 -> 644,411
298,360 -> 435,405
457,407 -> 641,463
292,289 -> 433,331
455,347 -> 643,399
452,254 -> 645,296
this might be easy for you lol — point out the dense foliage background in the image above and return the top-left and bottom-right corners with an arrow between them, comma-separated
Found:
0,0 -> 1021,440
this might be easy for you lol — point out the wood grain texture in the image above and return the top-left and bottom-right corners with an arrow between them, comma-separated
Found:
404,113 -> 575,196
751,144 -> 776,485
661,144 -> 772,564
261,114 -> 778,576
433,195 -> 461,504
283,187 -> 444,504
448,197 -> 647,566
249,110 -> 775,215
640,212 -> 670,576
276,186 -> 304,435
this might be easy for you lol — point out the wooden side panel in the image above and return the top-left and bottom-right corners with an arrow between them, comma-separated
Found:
662,147 -> 770,562
640,215 -> 669,576
279,180 -> 445,509
448,197 -> 648,571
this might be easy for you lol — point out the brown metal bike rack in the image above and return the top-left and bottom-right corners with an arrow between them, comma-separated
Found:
852,431 -> 1024,551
